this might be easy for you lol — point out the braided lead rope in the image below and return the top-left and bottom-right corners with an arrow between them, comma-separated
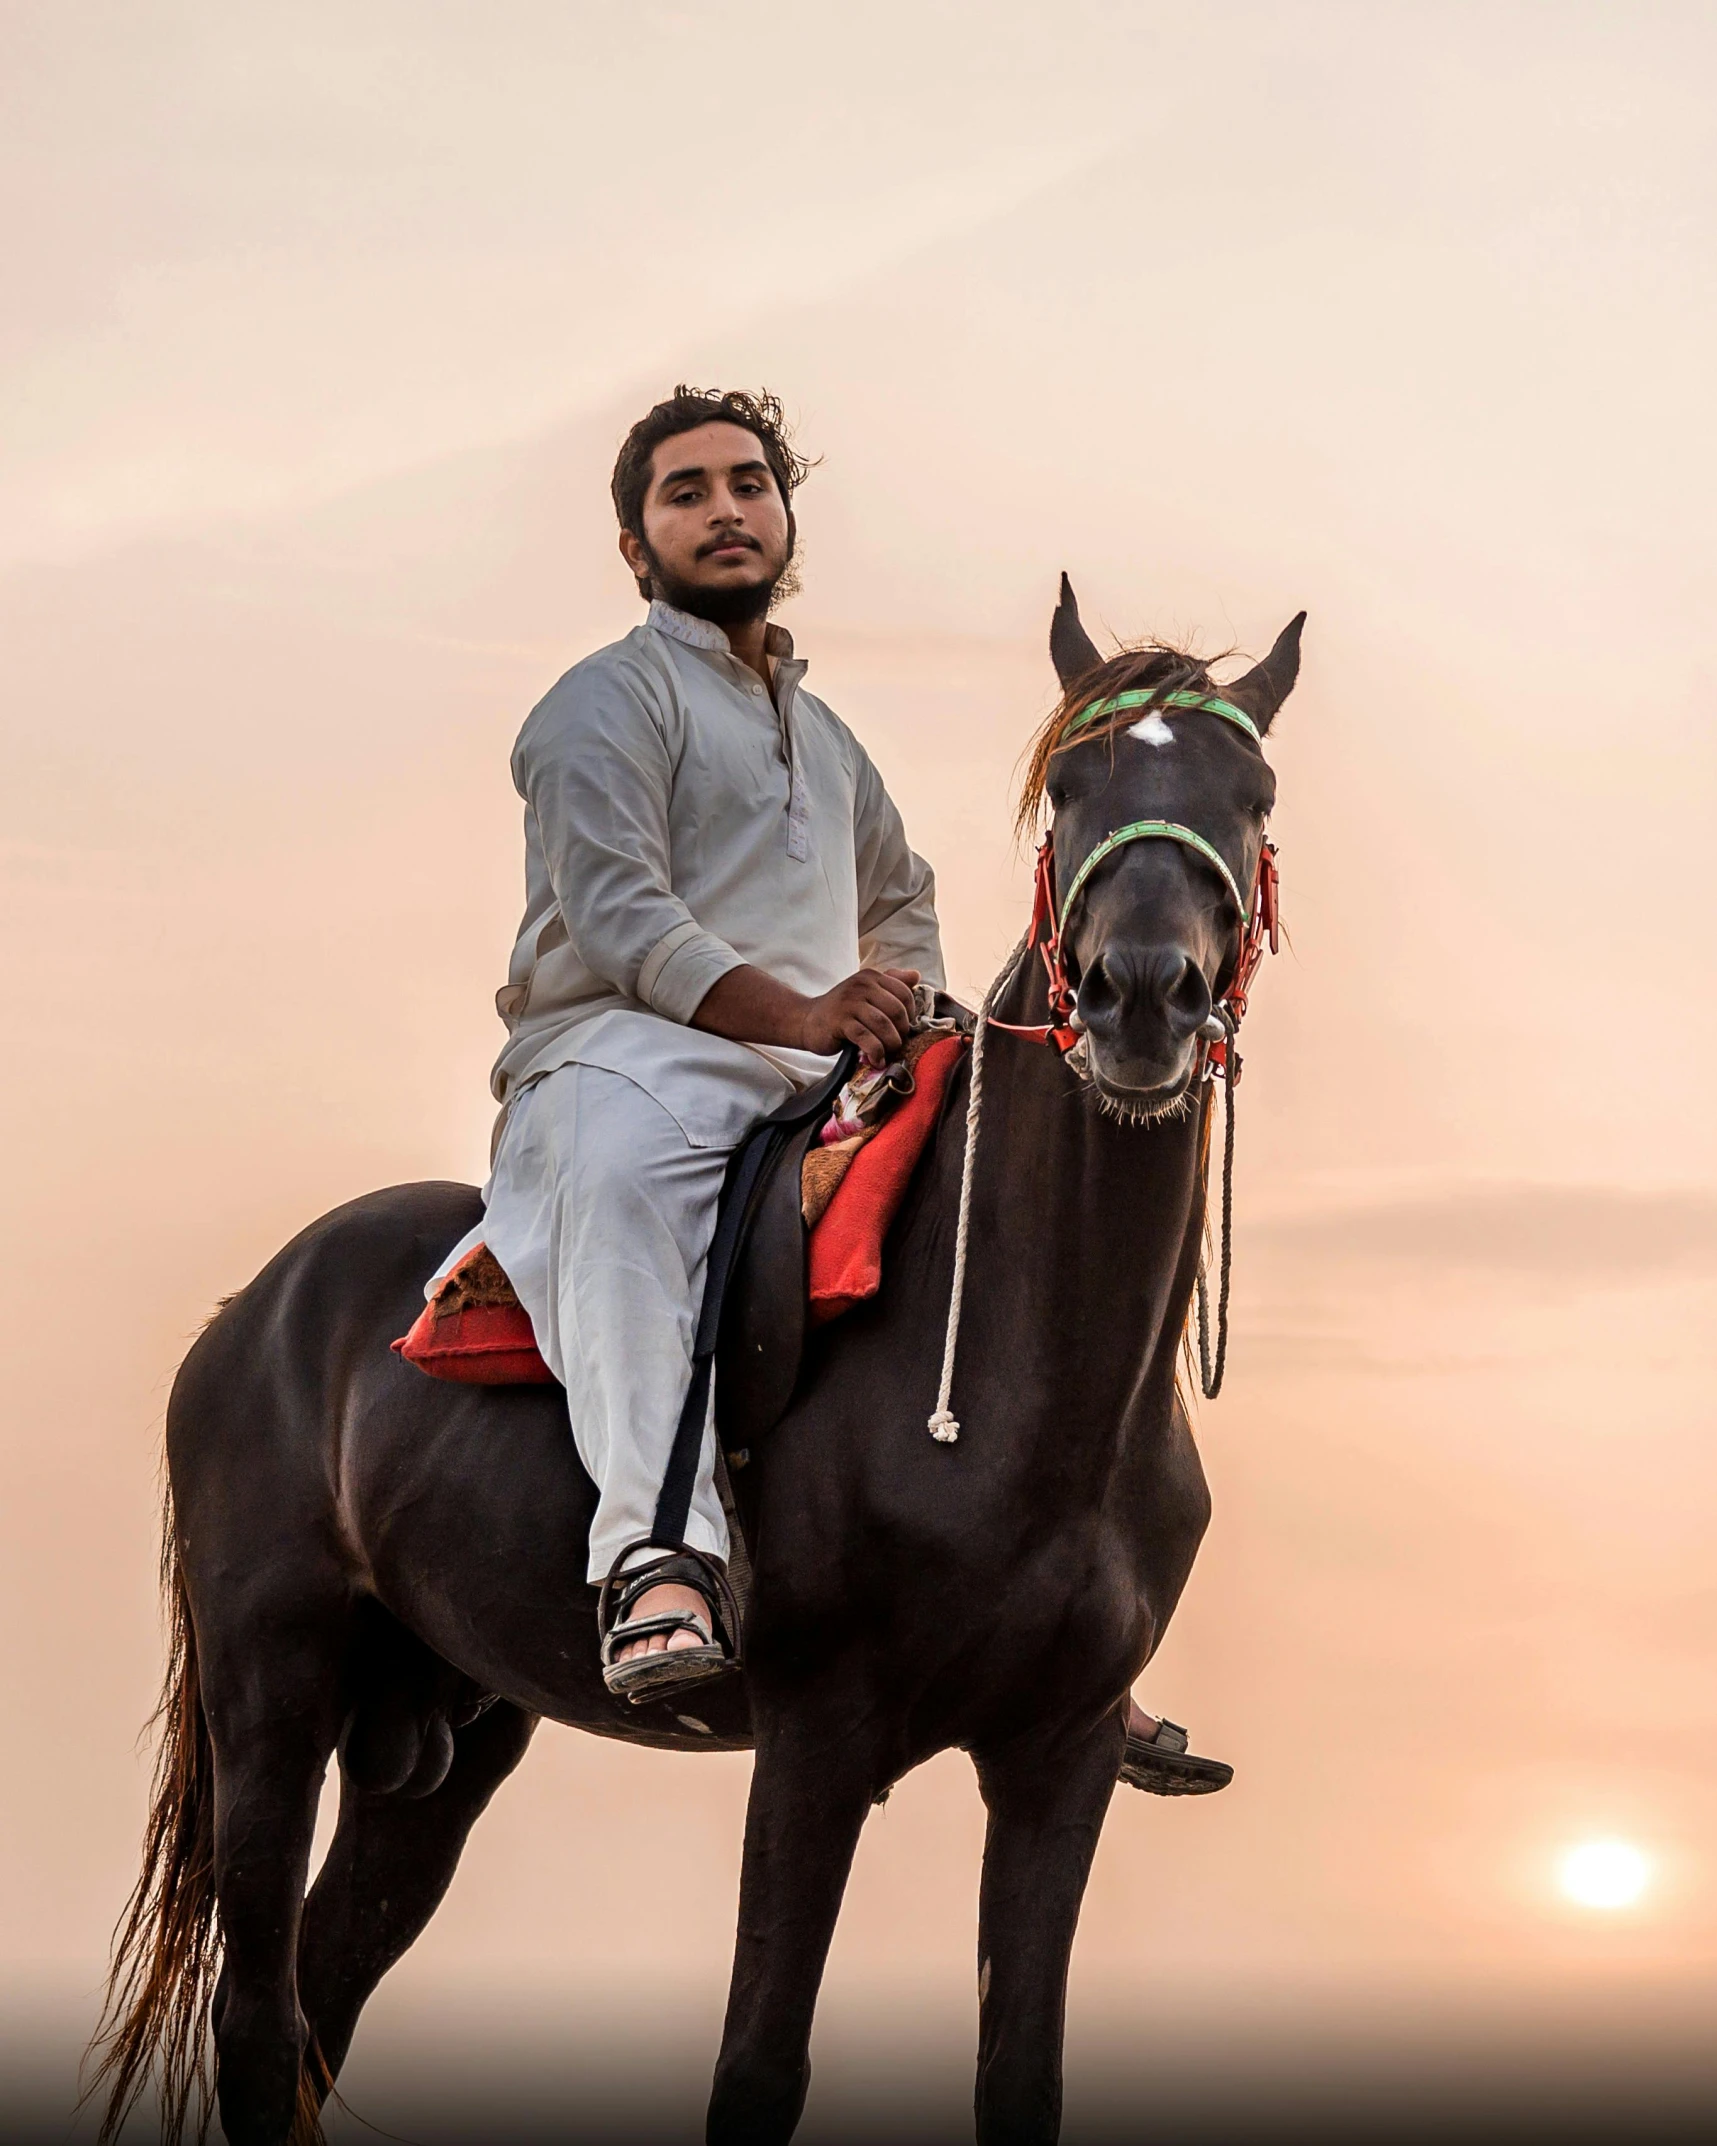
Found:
1194,1021 -> 1240,1399
927,931 -> 1031,1443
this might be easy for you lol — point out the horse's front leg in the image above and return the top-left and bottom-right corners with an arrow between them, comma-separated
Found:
706,1680 -> 886,2146
970,1711 -> 1125,2146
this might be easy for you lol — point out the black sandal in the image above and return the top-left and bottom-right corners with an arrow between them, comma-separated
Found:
597,1540 -> 741,1706
1120,1718 -> 1234,1796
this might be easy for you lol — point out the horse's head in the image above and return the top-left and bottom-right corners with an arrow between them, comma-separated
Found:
1021,575 -> 1304,1116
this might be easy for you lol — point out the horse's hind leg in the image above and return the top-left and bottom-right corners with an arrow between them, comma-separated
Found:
970,1715 -> 1125,2146
198,1593 -> 350,2146
296,1698 -> 538,2089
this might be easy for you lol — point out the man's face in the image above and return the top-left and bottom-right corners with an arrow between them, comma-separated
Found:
619,421 -> 792,625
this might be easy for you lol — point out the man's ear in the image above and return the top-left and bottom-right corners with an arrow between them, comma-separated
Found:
618,526 -> 652,599
1050,572 -> 1103,690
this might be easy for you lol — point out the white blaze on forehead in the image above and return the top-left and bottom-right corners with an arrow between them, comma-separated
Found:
1129,712 -> 1175,748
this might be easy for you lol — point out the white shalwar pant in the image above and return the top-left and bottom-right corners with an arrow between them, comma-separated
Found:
476,1064 -> 735,1583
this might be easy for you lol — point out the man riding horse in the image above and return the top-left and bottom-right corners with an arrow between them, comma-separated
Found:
449,383 -> 1229,1782
93,382 -> 1297,2146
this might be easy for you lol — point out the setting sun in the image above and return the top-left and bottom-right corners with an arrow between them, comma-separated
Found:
1558,1840 -> 1652,1911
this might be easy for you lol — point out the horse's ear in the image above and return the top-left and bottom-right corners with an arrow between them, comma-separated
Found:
1050,572 -> 1103,690
1223,612 -> 1306,734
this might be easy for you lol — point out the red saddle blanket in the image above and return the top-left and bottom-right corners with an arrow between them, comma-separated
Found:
394,1033 -> 965,1384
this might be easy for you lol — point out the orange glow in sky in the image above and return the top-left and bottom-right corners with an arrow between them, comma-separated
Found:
2,0 -> 1713,2110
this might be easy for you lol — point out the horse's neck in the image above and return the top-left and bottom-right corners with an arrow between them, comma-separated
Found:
954,951 -> 1208,1441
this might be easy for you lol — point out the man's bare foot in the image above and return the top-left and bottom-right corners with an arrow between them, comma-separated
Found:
1126,1698 -> 1162,1742
611,1582 -> 711,1663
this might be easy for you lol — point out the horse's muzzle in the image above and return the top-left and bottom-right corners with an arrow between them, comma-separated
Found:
1075,942 -> 1212,1098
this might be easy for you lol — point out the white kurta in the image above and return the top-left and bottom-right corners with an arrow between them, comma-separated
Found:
462,601 -> 944,1581
490,599 -> 943,1148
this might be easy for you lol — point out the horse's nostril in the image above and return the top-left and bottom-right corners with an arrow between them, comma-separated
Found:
1160,951 -> 1213,1039
1078,950 -> 1123,1023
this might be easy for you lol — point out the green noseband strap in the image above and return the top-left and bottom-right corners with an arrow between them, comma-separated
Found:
1058,818 -> 1249,928
1059,687 -> 1263,747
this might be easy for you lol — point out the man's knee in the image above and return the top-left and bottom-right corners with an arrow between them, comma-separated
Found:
564,1140 -> 701,1255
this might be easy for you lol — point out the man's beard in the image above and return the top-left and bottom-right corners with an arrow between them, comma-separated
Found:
641,537 -> 795,628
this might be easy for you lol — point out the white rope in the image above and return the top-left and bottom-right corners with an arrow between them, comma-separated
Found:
926,934 -> 1031,1443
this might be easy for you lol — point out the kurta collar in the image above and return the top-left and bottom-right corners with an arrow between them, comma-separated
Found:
648,598 -> 797,665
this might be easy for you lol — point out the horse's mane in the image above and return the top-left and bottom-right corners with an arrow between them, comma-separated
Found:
1015,640 -> 1226,841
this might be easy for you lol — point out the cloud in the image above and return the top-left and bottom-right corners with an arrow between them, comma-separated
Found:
0,3 -> 1126,567
1256,1185 -> 1717,1281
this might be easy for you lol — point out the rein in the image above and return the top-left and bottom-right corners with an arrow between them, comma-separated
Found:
925,690 -> 1280,1440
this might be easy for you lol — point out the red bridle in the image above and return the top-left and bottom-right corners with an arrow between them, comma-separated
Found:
987,829 -> 1280,1078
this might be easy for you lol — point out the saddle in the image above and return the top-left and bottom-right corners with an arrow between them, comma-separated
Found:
394,1026 -> 969,1465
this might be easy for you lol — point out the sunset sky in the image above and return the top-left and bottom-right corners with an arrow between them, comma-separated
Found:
3,2 -> 1713,2132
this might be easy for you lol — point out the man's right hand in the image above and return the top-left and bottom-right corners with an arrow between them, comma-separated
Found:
797,967 -> 921,1064
691,962 -> 921,1068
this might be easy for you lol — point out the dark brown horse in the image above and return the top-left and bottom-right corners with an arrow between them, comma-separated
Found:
90,582 -> 1303,2146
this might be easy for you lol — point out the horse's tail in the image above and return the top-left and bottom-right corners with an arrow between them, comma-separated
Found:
83,1492 -> 221,2143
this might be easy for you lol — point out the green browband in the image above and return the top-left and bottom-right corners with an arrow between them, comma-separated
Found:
1059,688 -> 1262,747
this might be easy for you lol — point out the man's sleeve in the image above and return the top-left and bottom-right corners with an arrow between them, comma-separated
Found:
852,750 -> 946,987
514,663 -> 744,1022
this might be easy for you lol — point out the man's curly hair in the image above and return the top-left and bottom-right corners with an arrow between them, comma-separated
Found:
610,386 -> 813,601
